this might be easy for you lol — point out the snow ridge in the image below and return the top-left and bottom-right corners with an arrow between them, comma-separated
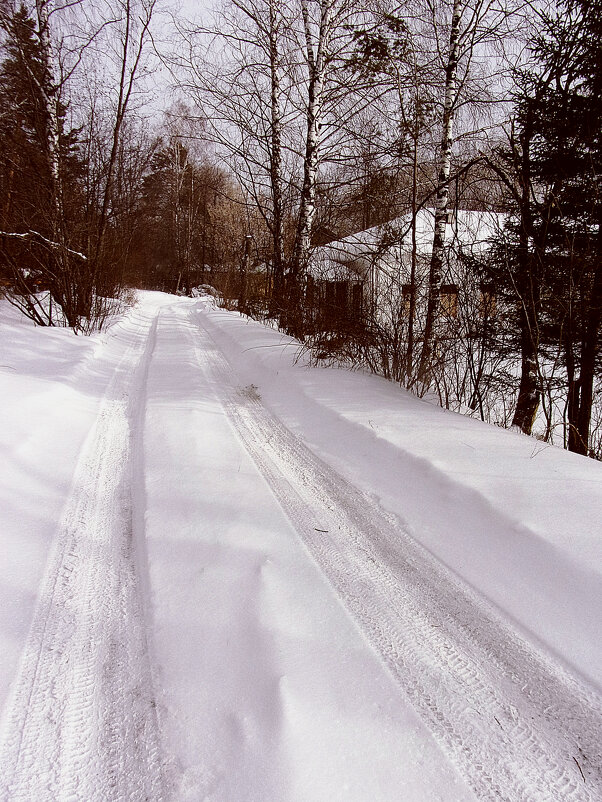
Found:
194,308 -> 602,802
0,311 -> 165,801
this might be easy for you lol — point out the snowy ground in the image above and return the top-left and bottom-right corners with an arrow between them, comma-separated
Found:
0,291 -> 600,801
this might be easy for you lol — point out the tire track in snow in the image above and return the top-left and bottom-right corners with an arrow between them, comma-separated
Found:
194,308 -> 602,802
0,310 -> 165,801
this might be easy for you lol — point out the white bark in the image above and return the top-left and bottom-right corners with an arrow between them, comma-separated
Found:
35,1 -> 60,193
433,0 -> 461,261
292,0 -> 336,277
419,0 -> 462,382
177,0 -> 292,303
34,0 -> 67,252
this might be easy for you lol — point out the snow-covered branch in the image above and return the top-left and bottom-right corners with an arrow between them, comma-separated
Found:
0,230 -> 87,260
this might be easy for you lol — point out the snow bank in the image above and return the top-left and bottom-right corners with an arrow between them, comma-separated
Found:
195,300 -> 602,692
0,302 -> 99,708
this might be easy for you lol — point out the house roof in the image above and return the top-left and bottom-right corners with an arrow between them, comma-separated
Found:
309,208 -> 506,281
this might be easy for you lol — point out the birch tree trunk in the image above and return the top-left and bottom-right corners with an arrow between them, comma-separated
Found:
285,0 -> 336,336
34,0 -> 79,324
196,0 -> 290,314
35,0 -> 61,220
418,0 -> 462,384
239,234 -> 252,313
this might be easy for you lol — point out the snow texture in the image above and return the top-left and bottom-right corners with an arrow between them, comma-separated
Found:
0,291 -> 600,801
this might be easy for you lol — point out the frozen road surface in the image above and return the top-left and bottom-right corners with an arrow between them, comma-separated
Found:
0,293 -> 600,801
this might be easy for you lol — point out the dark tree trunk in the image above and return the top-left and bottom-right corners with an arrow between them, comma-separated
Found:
568,251 -> 602,455
239,234 -> 252,314
511,119 -> 541,434
268,0 -> 285,316
512,320 -> 540,434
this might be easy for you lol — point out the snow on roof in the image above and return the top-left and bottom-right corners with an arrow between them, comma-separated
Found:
309,208 -> 506,280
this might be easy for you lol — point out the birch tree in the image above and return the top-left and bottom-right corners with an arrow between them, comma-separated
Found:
417,0 -> 461,381
266,0 -> 286,308
171,0 -> 297,311
343,3 -> 433,382
173,0 -> 368,332
284,0 -> 369,336
417,0 -> 522,384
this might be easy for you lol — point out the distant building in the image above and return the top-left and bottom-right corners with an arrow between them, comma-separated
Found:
306,208 -> 505,330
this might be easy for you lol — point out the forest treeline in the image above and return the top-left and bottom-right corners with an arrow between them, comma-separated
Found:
1,0 -> 601,458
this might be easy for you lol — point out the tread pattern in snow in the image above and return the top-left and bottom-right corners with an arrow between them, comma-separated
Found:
0,314 -> 165,802
194,308 -> 602,802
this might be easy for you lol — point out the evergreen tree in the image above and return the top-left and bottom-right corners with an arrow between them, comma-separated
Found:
0,6 -> 50,232
528,0 -> 602,454
485,0 -> 602,453
0,4 -> 84,324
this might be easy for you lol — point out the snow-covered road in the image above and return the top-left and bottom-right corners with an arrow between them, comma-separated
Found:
0,293 -> 601,801
0,308 -> 165,800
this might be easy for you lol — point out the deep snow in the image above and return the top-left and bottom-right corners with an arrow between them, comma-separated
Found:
197,301 -> 602,692
0,291 -> 600,801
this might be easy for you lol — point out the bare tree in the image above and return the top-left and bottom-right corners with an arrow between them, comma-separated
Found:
169,0 -> 298,305
416,0 -> 522,384
283,0 -> 374,335
82,0 -> 156,324
417,0 -> 462,381
0,0 -> 157,330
